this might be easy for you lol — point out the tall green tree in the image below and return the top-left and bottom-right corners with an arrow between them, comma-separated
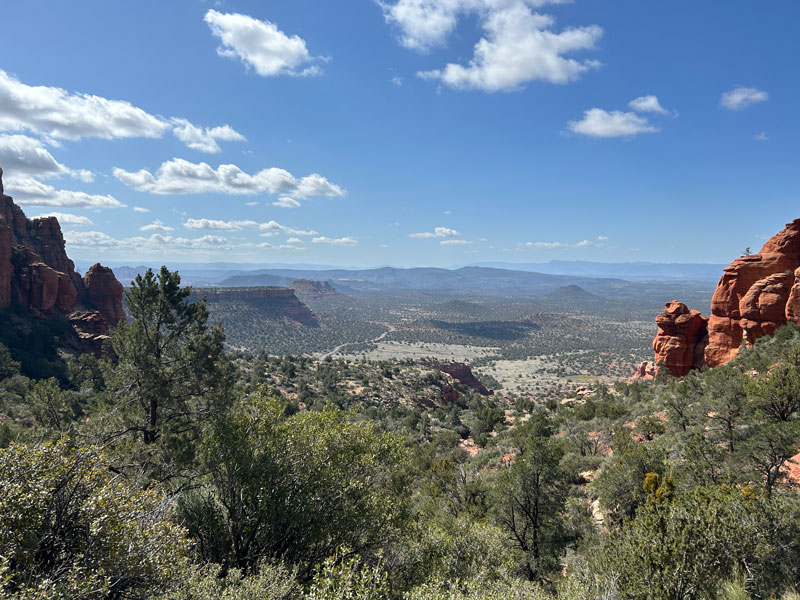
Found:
102,267 -> 233,482
492,436 -> 570,582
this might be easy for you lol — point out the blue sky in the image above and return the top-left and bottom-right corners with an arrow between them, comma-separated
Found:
0,0 -> 797,267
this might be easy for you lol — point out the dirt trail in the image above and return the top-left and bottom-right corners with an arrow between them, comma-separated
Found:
319,322 -> 396,358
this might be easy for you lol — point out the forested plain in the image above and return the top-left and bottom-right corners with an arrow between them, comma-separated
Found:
1,267 -> 800,599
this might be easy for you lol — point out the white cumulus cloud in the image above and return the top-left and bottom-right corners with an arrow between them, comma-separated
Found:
720,86 -> 768,110
65,230 -> 233,254
381,0 -> 601,92
204,9 -> 325,77
312,236 -> 357,246
440,239 -> 470,245
628,95 -> 670,115
0,134 -> 70,177
409,226 -> 460,238
259,220 -> 318,236
273,196 -> 301,208
4,176 -> 124,208
33,212 -> 93,226
113,158 -> 345,199
567,108 -> 659,138
140,219 -> 174,232
0,70 -> 244,153
184,218 -> 258,231
171,119 -> 246,154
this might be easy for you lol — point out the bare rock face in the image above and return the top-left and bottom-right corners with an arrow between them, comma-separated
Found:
629,361 -> 656,382
0,167 -> 125,345
705,219 -> 800,366
84,263 -> 125,325
290,279 -> 343,301
437,362 -> 493,396
69,311 -> 112,355
653,301 -> 708,378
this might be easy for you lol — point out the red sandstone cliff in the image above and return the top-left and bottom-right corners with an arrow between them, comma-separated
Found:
705,219 -> 800,366
0,167 -> 125,350
643,219 -> 800,378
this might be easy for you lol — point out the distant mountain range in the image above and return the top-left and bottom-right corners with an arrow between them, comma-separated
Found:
469,261 -> 726,282
102,262 -> 720,302
80,260 -> 726,286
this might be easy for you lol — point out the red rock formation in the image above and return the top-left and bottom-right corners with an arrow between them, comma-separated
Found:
441,383 -> 459,403
84,263 -> 125,325
629,361 -> 656,382
0,167 -> 125,344
437,362 -> 493,396
706,219 -> 800,366
653,301 -> 708,378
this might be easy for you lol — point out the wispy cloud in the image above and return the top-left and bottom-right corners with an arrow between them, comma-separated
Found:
312,236 -> 357,246
720,86 -> 768,110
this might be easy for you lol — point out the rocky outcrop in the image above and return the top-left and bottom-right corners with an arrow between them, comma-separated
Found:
437,362 -> 493,396
290,279 -> 343,301
0,167 -> 125,348
192,287 -> 319,327
705,219 -> 800,366
653,301 -> 708,378
84,263 -> 125,325
69,311 -> 112,354
441,383 -> 459,403
629,361 -> 655,382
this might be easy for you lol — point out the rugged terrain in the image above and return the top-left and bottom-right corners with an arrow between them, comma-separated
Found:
0,168 -> 124,354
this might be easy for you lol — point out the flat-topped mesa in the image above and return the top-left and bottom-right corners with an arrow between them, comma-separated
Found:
705,219 -> 800,366
290,279 -> 342,300
0,167 -> 125,348
191,286 -> 319,327
653,301 -> 708,378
